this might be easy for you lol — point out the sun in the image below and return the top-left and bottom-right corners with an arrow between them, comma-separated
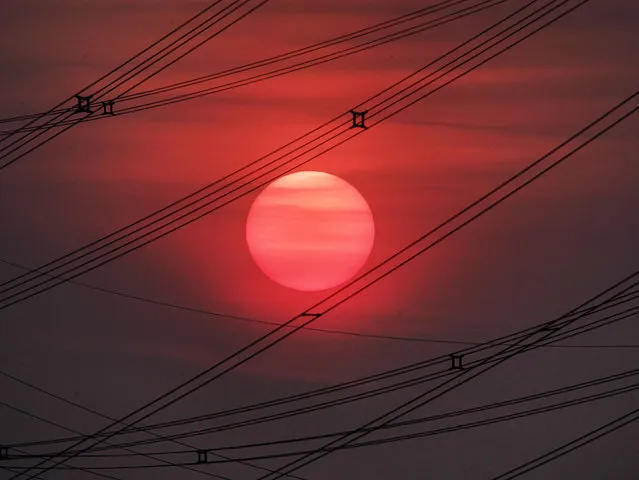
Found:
246,171 -> 375,291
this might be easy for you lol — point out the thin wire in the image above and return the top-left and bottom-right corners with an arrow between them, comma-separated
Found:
0,372 -> 306,480
0,0 -> 228,140
0,0 -> 515,295
2,4 -> 619,477
1,256 -> 637,349
3,92 -> 635,457
7,329 -> 639,468
0,0 -> 270,171
9,281 -> 639,455
251,278 -> 637,479
0,0 -> 509,134
0,0 -> 562,307
0,0 -> 236,154
8,368 -> 638,459
489,407 -> 639,479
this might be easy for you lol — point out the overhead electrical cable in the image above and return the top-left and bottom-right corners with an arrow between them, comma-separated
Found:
6,368 -> 638,461
5,275 -> 638,472
0,0 -> 588,310
7,4 -> 632,479
0,0 -> 510,134
2,256 -> 637,349
4,283 -> 639,454
0,0 -> 271,171
488,407 -> 639,479
6,381 -> 638,468
8,270 -> 639,473
0,0 -> 534,300
244,271 -> 639,480
7,38 -> 638,480
0,398 -> 306,480
81,298 -> 639,452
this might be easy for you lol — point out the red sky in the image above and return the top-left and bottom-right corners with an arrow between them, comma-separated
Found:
0,1 -> 638,479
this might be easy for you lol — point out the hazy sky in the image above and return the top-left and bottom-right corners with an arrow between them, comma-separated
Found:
1,1 -> 638,479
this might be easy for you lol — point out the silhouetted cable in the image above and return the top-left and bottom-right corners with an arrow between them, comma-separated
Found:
1,447 -> 122,480
0,0 -> 270,171
7,383 -> 639,467
0,401 -> 238,480
120,0 -> 487,100
0,0 -> 227,136
0,0 -> 242,150
0,372 -> 305,480
0,0 -> 509,134
0,0 -> 519,303
0,0 -> 265,169
7,277 -> 639,457
0,0 -> 476,126
6,302 -> 639,470
0,0 -> 577,308
4,5 -> 623,478
4,87 -> 636,472
2,256 -> 637,349
8,368 -> 638,459
4,281 -> 638,457
489,407 -> 639,479
247,271 -> 639,480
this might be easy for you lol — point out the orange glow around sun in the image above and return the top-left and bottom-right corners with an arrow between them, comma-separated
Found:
246,171 -> 375,292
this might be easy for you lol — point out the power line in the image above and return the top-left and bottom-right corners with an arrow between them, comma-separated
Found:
8,6 -> 633,454
6,93 -> 637,475
4,3 -> 625,478
0,0 -> 271,172
7,368 -> 638,461
0,0 -> 584,309
5,30 -> 630,472
0,0 -> 532,306
0,376 -> 306,480
7,382 -> 638,468
247,270 -> 639,480
2,256 -> 637,349
489,407 -> 639,479
6,297 -> 639,470
0,0 -> 509,134
8,274 -> 639,457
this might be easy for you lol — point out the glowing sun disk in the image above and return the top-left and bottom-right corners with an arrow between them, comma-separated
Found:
246,171 -> 375,291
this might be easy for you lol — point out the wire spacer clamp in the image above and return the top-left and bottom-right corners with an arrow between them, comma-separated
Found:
75,94 -> 93,113
102,101 -> 115,116
196,450 -> 208,464
450,354 -> 464,370
349,110 -> 368,129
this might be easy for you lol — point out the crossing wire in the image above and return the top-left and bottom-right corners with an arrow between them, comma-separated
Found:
0,0 -> 578,309
8,272 -> 639,464
0,0 -> 227,131
5,93 -> 637,477
489,407 -> 639,479
5,278 -> 639,471
0,0 -> 271,171
6,368 -> 638,461
0,0 -> 510,134
5,2 -> 628,478
2,256 -> 638,349
246,271 -> 639,480
3,23 -> 630,476
2,0 -> 632,476
6,382 -> 639,467
0,400 -> 305,480
5,283 -> 639,454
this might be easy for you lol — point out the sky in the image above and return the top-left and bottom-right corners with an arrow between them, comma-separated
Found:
0,0 -> 638,479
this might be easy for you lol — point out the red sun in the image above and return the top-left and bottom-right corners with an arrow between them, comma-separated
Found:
246,171 -> 375,291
